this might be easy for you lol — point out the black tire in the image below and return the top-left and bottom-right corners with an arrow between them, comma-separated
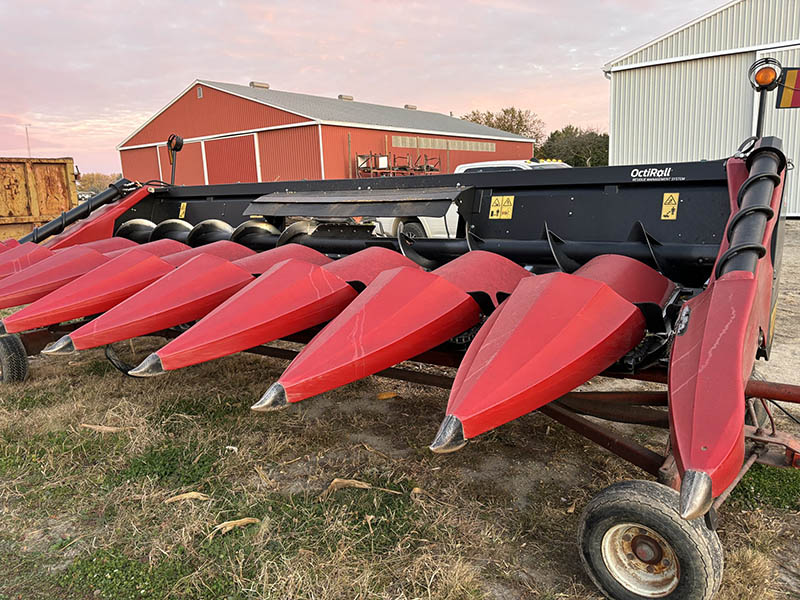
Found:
0,334 -> 29,383
401,221 -> 427,239
578,480 -> 723,600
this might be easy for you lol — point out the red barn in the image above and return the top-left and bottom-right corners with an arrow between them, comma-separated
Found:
117,81 -> 534,184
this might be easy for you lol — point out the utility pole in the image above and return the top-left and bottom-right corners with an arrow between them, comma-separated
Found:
23,124 -> 32,157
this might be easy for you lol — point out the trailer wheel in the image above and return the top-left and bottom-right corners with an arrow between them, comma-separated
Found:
578,480 -> 722,600
0,334 -> 29,383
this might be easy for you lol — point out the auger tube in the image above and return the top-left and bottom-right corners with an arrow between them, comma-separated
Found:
20,178 -> 134,244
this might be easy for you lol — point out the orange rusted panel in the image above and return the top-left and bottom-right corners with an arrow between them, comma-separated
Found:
0,157 -> 77,238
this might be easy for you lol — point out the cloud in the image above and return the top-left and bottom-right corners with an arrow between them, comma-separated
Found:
0,0 -> 723,172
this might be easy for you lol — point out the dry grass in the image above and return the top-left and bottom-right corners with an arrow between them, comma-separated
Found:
2,224 -> 800,598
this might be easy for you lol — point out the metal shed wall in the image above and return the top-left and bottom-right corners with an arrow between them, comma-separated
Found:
607,0 -> 800,213
157,143 -> 205,186
119,147 -> 161,182
204,135 -> 259,185
609,52 -> 756,165
257,125 -> 322,182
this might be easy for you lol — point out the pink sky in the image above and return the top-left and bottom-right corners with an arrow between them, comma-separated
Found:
0,0 -> 724,173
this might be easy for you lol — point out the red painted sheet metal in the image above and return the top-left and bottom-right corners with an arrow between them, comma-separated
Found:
0,246 -> 109,309
258,126 -> 321,182
2,249 -> 178,334
42,187 -> 152,249
162,240 -> 255,266
443,255 -> 672,442
157,259 -> 357,371
2,242 -> 255,334
156,142 -> 205,186
669,158 -> 785,497
104,239 -> 188,259
274,251 -> 529,404
575,254 -> 675,306
0,243 -> 54,279
155,247 -> 417,371
433,250 -> 534,307
119,147 -> 161,183
320,125 -> 534,179
204,135 -> 258,184
278,266 -> 477,404
0,239 -> 187,311
233,244 -> 331,274
122,84 -> 307,148
446,277 -> 648,440
71,237 -> 138,254
69,253 -> 254,350
322,247 -> 418,286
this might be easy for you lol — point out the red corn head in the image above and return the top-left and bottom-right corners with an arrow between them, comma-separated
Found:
67,237 -> 138,254
254,251 -> 531,411
135,247 -> 416,375
430,254 -> 675,453
668,158 -> 785,519
0,242 -> 57,279
3,240 -> 250,334
0,239 -> 187,310
0,237 -> 137,281
0,240 -> 15,252
49,244 -> 330,353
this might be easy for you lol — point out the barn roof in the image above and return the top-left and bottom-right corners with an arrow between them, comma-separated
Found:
119,80 -> 533,149
201,81 -> 533,141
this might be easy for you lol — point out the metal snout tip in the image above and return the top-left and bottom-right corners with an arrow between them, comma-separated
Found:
128,353 -> 165,377
429,415 -> 468,454
679,470 -> 714,520
42,335 -> 75,356
251,382 -> 288,412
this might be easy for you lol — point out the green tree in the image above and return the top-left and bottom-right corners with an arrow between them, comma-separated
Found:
462,107 -> 545,147
77,172 -> 122,194
537,126 -> 609,167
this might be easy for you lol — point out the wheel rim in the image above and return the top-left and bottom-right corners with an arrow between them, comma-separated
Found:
601,522 -> 680,597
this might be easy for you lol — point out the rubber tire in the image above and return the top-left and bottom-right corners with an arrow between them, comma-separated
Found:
0,334 -> 29,383
401,221 -> 427,239
578,480 -> 723,600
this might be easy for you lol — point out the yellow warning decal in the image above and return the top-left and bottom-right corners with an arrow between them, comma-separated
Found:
489,195 -> 514,220
661,193 -> 678,220
178,202 -> 187,219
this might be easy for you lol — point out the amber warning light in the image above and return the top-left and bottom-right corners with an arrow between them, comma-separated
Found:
748,57 -> 782,91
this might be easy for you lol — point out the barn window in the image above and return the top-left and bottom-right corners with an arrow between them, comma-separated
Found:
196,86 -> 203,99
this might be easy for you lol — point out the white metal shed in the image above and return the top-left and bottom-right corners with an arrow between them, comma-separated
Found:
604,0 -> 800,213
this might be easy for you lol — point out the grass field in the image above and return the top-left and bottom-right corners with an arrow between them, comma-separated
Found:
2,226 -> 800,599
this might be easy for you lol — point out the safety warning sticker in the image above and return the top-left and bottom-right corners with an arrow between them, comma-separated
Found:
661,193 -> 678,220
179,202 -> 187,219
490,195 -> 514,219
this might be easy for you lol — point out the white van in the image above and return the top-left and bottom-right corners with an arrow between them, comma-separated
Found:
374,159 -> 570,238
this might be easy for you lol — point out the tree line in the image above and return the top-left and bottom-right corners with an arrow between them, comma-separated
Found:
462,107 -> 609,167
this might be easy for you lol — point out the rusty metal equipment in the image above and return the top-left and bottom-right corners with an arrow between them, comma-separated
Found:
0,60 -> 798,600
0,157 -> 79,239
